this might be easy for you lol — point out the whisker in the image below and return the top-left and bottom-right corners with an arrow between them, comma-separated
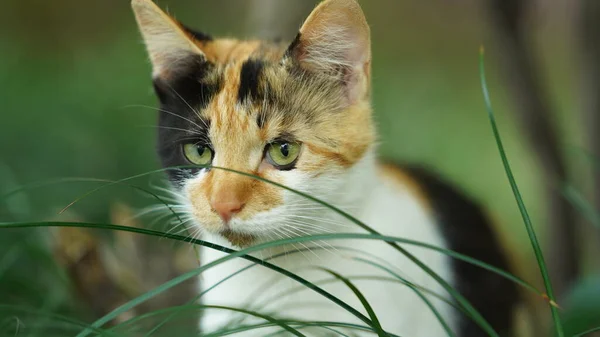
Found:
163,82 -> 204,120
123,104 -> 206,131
144,211 -> 179,229
165,218 -> 194,237
274,227 -> 313,263
287,214 -> 353,228
284,206 -> 330,212
183,225 -> 204,255
278,227 -> 321,261
137,124 -> 208,137
285,220 -> 337,233
283,225 -> 339,259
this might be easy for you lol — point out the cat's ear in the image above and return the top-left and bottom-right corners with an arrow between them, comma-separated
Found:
286,0 -> 371,103
131,0 -> 210,78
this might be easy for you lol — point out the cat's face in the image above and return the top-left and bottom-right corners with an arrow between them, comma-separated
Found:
132,0 -> 374,246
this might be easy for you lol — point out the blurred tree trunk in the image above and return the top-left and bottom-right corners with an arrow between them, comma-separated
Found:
245,0 -> 316,40
485,0 -> 579,299
580,0 -> 600,267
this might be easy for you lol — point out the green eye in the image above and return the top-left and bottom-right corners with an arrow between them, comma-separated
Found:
266,142 -> 301,170
183,143 -> 213,166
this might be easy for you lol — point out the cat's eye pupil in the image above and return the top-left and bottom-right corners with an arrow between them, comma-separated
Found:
195,145 -> 205,154
280,143 -> 289,157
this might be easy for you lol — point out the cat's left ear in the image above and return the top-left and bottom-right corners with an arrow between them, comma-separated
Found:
285,0 -> 371,104
131,0 -> 210,79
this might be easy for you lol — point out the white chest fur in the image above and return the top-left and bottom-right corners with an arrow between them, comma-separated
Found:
195,153 -> 456,336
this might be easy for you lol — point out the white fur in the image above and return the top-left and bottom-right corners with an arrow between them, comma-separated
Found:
180,148 -> 457,336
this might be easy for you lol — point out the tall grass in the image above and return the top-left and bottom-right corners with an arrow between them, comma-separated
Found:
478,46 -> 563,336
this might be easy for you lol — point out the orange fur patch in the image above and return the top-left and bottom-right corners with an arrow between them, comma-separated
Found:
198,40 -> 263,64
305,143 -> 352,168
378,163 -> 432,212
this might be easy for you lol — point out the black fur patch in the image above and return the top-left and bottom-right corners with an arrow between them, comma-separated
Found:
180,23 -> 213,42
285,33 -> 302,59
156,111 -> 211,185
400,165 -> 519,337
152,55 -> 220,110
152,54 -> 220,185
238,59 -> 265,103
156,108 -> 212,185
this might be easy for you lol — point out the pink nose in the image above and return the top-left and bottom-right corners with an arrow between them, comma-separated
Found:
211,200 -> 244,223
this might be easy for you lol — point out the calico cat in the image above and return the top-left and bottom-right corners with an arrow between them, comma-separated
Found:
131,0 -> 519,335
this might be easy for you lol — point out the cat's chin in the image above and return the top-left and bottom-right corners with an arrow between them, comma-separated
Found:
220,229 -> 256,248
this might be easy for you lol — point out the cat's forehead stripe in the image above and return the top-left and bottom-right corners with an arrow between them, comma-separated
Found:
238,59 -> 265,103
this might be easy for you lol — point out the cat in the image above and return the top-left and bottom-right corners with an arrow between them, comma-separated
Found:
131,0 -> 519,336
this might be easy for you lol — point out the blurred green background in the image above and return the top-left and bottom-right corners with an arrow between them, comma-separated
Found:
0,0 -> 598,335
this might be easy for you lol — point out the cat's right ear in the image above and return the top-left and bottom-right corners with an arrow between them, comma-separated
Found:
284,0 -> 371,104
131,0 -> 209,79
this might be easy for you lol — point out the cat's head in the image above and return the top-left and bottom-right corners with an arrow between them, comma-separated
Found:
132,0 -> 375,247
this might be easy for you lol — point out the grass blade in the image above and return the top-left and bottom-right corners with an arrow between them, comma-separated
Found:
318,268 -> 387,336
0,177 -> 184,225
111,304 -> 399,337
478,46 -> 563,336
0,305 -> 116,337
351,257 -> 455,337
563,184 -> 600,229
573,326 -> 600,337
194,305 -> 308,337
244,246 -> 460,322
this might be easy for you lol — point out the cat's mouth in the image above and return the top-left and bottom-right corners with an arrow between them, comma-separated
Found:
220,229 -> 256,248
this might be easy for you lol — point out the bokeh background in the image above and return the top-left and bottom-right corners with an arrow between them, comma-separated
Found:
0,0 -> 599,335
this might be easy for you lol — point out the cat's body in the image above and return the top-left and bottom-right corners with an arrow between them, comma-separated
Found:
198,157 -> 451,336
131,0 -> 519,335
198,157 -> 516,337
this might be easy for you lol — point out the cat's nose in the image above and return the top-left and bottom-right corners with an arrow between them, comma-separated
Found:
211,200 -> 245,223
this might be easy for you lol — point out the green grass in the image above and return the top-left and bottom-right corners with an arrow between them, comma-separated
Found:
478,46 -> 563,336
